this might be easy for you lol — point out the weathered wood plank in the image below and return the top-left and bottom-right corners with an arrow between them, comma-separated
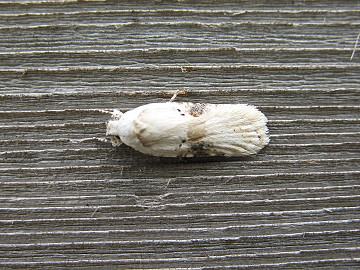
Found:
0,0 -> 359,268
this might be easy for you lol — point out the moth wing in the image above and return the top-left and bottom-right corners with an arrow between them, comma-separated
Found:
118,102 -> 269,157
188,104 -> 269,156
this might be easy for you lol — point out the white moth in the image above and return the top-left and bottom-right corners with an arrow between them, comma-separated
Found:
106,102 -> 269,158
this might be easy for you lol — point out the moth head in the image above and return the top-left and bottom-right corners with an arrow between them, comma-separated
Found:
106,109 -> 123,146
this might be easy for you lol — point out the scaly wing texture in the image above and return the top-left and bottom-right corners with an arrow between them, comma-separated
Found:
187,104 -> 269,157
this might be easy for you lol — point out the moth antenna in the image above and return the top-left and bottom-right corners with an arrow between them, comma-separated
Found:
98,109 -> 114,114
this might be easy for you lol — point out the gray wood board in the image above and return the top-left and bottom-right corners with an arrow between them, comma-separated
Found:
0,0 -> 359,269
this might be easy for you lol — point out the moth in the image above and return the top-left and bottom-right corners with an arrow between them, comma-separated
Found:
106,100 -> 269,158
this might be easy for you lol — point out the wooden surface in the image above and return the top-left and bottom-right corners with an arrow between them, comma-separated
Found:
1,0 -> 360,269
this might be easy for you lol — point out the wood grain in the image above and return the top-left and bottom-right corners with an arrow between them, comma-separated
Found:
0,0 -> 359,269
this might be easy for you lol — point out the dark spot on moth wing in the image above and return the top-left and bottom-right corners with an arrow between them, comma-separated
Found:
177,108 -> 186,116
178,139 -> 187,148
188,103 -> 208,117
190,142 -> 226,157
176,142 -> 212,158
190,142 -> 211,157
185,122 -> 220,157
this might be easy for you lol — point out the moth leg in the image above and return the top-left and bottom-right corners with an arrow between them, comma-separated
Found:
169,91 -> 180,102
169,89 -> 187,102
110,135 -> 123,147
